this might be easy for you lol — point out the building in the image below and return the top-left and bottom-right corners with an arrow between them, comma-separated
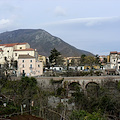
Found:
106,51 -> 120,74
0,43 -> 43,77
0,43 -> 38,64
18,54 -> 43,77
110,51 -> 118,69
38,55 -> 47,66
64,57 -> 81,66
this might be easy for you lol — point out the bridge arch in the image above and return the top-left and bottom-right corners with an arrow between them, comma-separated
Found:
68,82 -> 81,91
85,81 -> 100,89
85,82 -> 100,97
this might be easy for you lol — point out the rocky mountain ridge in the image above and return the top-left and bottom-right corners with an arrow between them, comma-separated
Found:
0,29 -> 93,57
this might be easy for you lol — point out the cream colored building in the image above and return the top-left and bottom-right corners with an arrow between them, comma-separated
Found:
64,57 -> 81,66
38,55 -> 47,66
18,54 -> 43,77
0,43 -> 38,64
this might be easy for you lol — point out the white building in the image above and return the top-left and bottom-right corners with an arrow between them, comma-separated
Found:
110,51 -> 120,71
0,43 -> 38,64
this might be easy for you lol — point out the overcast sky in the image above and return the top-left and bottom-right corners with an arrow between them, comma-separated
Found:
0,0 -> 120,55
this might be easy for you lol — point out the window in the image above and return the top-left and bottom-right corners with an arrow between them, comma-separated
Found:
20,47 -> 22,49
4,57 -> 7,61
22,60 -> 24,63
15,53 -> 17,56
81,67 -> 83,70
7,50 -> 9,52
30,60 -> 32,62
23,70 -> 25,73
22,64 -> 24,68
38,65 -> 40,67
30,64 -> 32,68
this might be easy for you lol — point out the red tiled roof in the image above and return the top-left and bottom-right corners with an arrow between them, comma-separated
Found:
14,48 -> 34,51
17,43 -> 28,45
110,51 -> 117,54
118,52 -> 120,55
18,54 -> 35,59
0,43 -> 27,47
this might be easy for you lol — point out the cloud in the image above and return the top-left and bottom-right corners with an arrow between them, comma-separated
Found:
54,6 -> 66,16
44,16 -> 120,27
0,19 -> 12,32
0,17 -> 19,33
0,19 -> 10,26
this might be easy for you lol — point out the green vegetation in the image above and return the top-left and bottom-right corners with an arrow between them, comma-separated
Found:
70,110 -> 106,120
0,77 -> 48,116
0,77 -> 120,120
49,48 -> 64,66
68,80 -> 120,120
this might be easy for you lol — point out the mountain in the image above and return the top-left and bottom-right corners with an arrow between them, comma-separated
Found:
0,29 -> 93,57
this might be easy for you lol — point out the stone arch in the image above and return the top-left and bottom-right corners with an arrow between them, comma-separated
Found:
67,81 -> 82,97
85,81 -> 100,89
68,81 -> 81,91
85,82 -> 100,97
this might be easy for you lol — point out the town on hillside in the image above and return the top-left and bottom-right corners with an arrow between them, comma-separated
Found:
0,42 -> 119,78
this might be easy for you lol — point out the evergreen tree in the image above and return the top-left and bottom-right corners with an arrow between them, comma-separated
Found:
49,48 -> 64,66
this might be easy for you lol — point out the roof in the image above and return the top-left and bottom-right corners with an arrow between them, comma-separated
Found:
18,54 -> 35,59
0,43 -> 28,47
14,48 -> 34,51
110,51 -> 118,54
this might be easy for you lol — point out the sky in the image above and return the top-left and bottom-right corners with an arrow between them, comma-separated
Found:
0,0 -> 120,55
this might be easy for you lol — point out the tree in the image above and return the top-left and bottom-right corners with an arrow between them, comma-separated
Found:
84,56 -> 96,69
70,59 -> 75,66
1,57 -> 18,80
70,110 -> 106,120
49,48 -> 64,66
95,54 -> 101,66
80,54 -> 86,65
18,77 -> 38,114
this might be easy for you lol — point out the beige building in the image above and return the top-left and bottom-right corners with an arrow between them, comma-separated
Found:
18,54 -> 43,77
64,57 -> 81,66
0,43 -> 38,64
38,55 -> 47,66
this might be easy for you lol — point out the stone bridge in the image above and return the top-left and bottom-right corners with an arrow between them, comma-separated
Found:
36,76 -> 120,89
